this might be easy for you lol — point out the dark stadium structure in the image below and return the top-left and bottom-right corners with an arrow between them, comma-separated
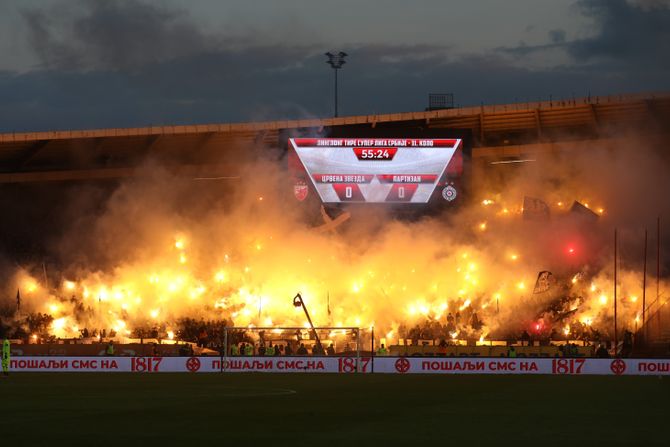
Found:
1,93 -> 669,184
2,92 -> 670,356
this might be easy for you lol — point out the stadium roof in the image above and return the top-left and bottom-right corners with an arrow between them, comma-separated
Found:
1,92 -> 668,183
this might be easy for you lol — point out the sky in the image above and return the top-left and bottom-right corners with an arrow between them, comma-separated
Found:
0,0 -> 669,132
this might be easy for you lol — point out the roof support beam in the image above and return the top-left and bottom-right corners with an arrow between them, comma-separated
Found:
13,139 -> 52,169
478,113 -> 486,145
534,109 -> 543,141
253,130 -> 267,146
589,104 -> 600,134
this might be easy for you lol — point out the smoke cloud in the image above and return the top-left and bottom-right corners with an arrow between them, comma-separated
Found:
2,129 -> 669,344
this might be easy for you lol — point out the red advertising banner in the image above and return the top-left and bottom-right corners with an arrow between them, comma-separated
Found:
8,357 -> 670,375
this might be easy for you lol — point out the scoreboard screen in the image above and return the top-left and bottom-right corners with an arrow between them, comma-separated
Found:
289,137 -> 464,204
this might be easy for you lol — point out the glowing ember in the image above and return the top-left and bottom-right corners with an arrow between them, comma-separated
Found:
25,281 -> 38,293
52,318 -> 66,331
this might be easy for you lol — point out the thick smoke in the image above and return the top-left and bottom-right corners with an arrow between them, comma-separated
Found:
2,131 -> 669,344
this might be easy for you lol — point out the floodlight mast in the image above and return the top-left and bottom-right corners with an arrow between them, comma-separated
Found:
325,51 -> 347,117
293,293 -> 323,350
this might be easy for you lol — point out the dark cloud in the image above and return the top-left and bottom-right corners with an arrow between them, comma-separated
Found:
22,8 -> 80,70
495,42 -> 560,57
548,29 -> 566,44
567,0 -> 670,68
1,0 -> 668,132
499,0 -> 670,71
21,0 -> 215,71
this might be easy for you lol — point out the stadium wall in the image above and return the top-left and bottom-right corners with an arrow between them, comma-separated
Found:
8,356 -> 670,375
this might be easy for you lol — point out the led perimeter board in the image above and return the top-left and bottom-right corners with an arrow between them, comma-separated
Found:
286,128 -> 470,211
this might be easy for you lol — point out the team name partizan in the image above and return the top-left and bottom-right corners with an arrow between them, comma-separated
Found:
392,175 -> 422,183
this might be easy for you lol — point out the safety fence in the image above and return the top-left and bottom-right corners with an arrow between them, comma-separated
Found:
7,356 -> 670,375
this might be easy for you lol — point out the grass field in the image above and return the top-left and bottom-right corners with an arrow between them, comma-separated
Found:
3,373 -> 669,446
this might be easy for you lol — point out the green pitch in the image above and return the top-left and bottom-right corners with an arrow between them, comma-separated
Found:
3,373 -> 669,446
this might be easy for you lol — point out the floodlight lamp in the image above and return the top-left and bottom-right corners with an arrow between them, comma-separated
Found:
325,51 -> 347,69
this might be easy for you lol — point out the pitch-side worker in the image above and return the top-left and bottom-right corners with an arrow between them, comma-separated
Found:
2,338 -> 9,376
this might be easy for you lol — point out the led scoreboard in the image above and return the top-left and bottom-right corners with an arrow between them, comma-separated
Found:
288,137 -> 464,205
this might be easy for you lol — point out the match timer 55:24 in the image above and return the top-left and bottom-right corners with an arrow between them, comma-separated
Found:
353,147 -> 398,160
